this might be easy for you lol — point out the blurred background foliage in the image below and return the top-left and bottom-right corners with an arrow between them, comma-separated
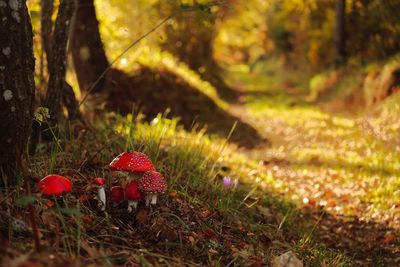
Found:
26,0 -> 400,111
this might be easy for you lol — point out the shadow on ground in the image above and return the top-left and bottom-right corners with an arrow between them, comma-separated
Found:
101,67 -> 267,148
302,207 -> 400,266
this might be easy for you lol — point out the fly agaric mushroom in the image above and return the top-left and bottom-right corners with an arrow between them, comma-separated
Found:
125,181 -> 143,212
108,152 -> 155,181
94,178 -> 106,211
110,186 -> 124,205
138,171 -> 166,206
38,174 -> 72,196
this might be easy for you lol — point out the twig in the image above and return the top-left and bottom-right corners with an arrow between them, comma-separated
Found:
18,154 -> 41,253
79,16 -> 172,107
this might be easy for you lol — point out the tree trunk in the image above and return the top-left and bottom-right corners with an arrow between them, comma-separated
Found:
162,3 -> 233,99
335,0 -> 346,66
71,0 -> 109,93
40,0 -> 54,66
42,0 -> 75,137
0,0 -> 35,187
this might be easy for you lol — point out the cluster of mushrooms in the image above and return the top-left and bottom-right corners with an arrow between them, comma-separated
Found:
36,151 -> 167,213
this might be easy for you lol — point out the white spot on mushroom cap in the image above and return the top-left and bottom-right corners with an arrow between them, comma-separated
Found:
109,151 -> 154,172
2,47 -> 11,56
11,106 -> 15,112
138,171 -> 166,193
3,89 -> 12,101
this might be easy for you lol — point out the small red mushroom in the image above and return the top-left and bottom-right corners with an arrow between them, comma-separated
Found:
125,181 -> 143,212
94,178 -> 106,211
110,186 -> 125,205
94,178 -> 105,186
38,174 -> 72,196
138,171 -> 166,206
108,152 -> 155,180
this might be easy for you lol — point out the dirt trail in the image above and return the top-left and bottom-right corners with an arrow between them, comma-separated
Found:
228,72 -> 400,265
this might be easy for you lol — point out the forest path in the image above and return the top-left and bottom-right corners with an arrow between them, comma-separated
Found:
225,69 -> 400,264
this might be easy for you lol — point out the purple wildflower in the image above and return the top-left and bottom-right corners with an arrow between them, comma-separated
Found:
223,176 -> 238,190
232,178 -> 238,189
223,176 -> 231,190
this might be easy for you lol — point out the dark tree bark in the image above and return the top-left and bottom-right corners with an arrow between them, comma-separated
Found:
42,0 -> 75,136
31,0 -> 81,153
162,2 -> 233,99
41,0 -> 81,122
71,0 -> 109,93
40,0 -> 54,66
0,0 -> 35,186
62,81 -> 81,120
335,0 -> 346,66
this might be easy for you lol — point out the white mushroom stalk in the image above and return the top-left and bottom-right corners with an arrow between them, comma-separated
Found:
94,178 -> 106,211
125,181 -> 143,213
144,193 -> 158,206
127,200 -> 138,212
150,193 -> 158,205
97,186 -> 106,211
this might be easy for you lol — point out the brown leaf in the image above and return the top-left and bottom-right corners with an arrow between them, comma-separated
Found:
201,209 -> 211,218
272,251 -> 303,267
80,240 -> 100,258
78,194 -> 91,203
82,215 -> 93,225
327,199 -> 336,207
383,232 -> 395,244
208,248 -> 218,255
136,208 -> 149,224
40,211 -> 58,231
187,236 -> 195,246
204,229 -> 216,239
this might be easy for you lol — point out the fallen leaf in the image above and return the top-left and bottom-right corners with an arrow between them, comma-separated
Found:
136,208 -> 149,224
383,232 -> 395,244
82,215 -> 93,225
208,248 -> 218,254
204,229 -> 216,239
80,239 -> 100,258
78,194 -> 91,203
201,209 -> 211,218
187,236 -> 195,246
327,199 -> 336,207
272,251 -> 303,267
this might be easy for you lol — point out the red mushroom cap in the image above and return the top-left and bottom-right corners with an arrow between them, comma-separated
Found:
111,186 -> 125,203
138,171 -> 166,193
94,177 -> 105,185
125,181 -> 143,201
108,152 -> 155,173
38,174 -> 72,196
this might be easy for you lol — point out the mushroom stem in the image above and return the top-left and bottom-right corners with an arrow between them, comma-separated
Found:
150,194 -> 158,205
97,186 -> 106,211
127,200 -> 138,212
145,195 -> 151,206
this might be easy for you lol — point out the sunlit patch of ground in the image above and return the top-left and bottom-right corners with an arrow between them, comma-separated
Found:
225,65 -> 400,264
